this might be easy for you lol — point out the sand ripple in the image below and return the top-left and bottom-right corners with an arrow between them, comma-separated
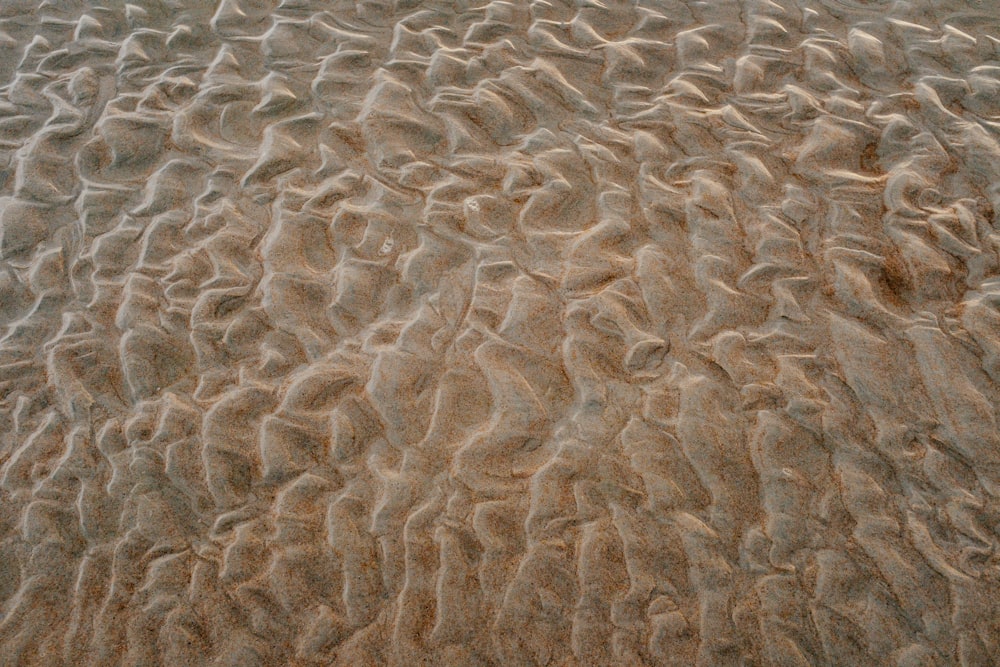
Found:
2,1 -> 1000,665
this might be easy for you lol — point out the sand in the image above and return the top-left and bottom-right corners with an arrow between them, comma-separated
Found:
2,0 -> 1000,665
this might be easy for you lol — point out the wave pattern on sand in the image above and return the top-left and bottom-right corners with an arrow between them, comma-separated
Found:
2,0 -> 1000,665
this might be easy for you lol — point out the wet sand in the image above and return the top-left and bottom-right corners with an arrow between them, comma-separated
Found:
2,0 -> 1000,665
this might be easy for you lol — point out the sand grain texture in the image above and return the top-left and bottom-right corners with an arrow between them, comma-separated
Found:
2,0 -> 1000,665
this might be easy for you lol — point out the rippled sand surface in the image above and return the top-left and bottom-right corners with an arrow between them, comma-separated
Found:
2,0 -> 1000,664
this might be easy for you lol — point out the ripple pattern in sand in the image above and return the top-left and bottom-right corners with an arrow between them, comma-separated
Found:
2,1 -> 1000,665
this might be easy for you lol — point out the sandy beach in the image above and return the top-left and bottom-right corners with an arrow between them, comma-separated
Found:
2,0 -> 1000,664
